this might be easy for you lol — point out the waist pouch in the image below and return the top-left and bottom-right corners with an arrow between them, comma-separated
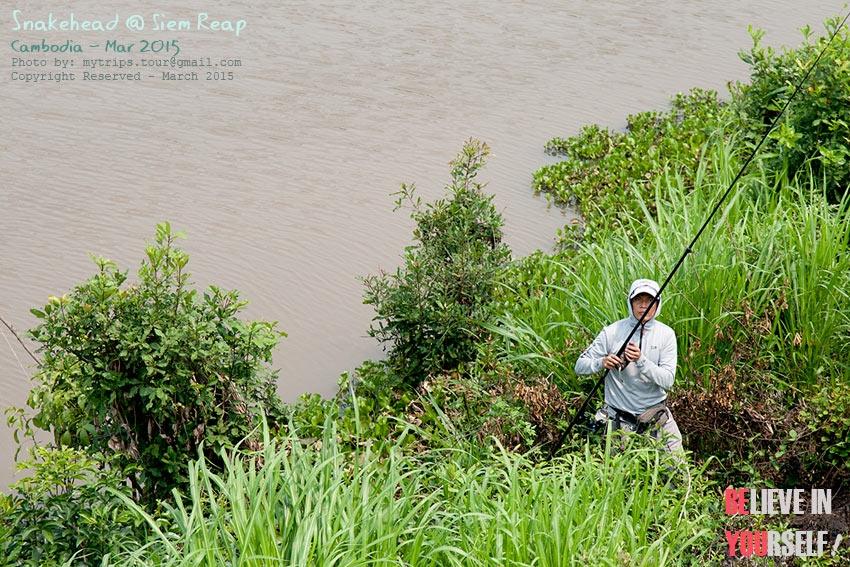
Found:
611,402 -> 668,434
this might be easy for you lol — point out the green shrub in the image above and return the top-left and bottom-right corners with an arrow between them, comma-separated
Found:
798,379 -> 850,484
0,447 -> 143,566
730,16 -> 850,202
288,360 -> 418,451
22,222 -> 287,505
533,88 -> 725,247
288,353 -> 565,460
535,15 -> 849,248
362,139 -> 512,387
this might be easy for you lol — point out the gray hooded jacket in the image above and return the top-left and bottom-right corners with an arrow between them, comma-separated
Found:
574,279 -> 677,415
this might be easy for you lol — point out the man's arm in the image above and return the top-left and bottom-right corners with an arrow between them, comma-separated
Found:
634,331 -> 676,390
575,329 -> 608,375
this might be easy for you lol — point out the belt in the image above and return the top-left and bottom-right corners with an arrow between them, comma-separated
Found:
609,402 -> 668,434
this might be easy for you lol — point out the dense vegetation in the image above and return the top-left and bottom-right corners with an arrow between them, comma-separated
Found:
20,223 -> 286,506
112,421 -> 716,566
2,15 -> 850,566
362,140 -> 512,387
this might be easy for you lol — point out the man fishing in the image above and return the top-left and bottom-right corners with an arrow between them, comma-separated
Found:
574,278 -> 683,453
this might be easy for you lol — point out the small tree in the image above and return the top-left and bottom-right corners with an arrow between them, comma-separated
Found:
362,139 -> 512,387
24,223 -> 286,505
731,16 -> 850,201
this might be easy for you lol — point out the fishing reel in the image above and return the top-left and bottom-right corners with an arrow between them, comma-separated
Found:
576,410 -> 607,437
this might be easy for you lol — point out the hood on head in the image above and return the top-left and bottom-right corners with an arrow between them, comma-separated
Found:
628,278 -> 661,321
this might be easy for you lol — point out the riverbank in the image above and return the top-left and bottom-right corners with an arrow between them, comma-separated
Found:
3,10 -> 850,565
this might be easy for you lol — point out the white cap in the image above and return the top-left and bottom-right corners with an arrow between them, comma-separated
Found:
627,279 -> 662,320
629,279 -> 660,300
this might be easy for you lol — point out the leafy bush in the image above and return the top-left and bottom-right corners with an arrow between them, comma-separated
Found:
532,88 -> 725,246
23,223 -> 287,505
797,379 -> 850,485
420,364 -> 569,453
288,360 -> 418,452
535,15 -> 850,249
289,350 -> 567,460
362,139 -> 512,387
730,16 -> 850,202
0,447 -> 143,566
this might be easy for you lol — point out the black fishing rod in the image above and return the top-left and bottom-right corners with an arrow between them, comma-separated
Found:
549,11 -> 850,459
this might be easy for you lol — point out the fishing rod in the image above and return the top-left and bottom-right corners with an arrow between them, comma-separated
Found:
549,11 -> 850,459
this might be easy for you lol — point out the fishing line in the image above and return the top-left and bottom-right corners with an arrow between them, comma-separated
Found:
0,324 -> 28,379
0,314 -> 39,365
550,11 -> 850,458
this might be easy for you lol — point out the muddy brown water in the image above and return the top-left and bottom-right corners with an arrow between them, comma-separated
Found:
0,1 -> 841,487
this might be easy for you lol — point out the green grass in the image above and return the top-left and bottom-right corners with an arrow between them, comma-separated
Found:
491,136 -> 850,394
109,418 -> 718,566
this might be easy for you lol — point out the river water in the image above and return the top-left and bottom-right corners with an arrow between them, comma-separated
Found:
0,1 -> 840,486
